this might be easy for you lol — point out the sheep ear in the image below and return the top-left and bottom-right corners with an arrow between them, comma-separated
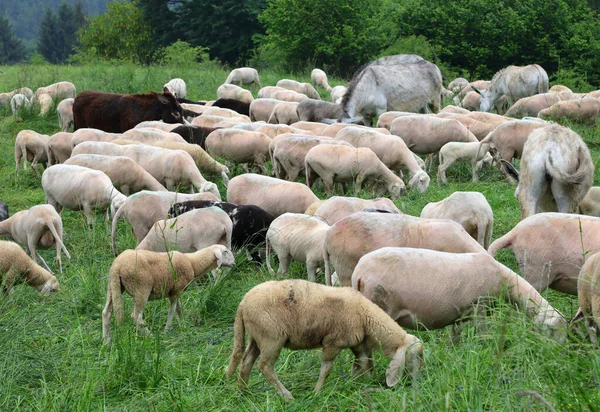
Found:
386,347 -> 406,387
214,248 -> 223,268
500,159 -> 519,182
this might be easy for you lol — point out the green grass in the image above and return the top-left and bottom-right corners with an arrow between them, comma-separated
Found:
1,63 -> 600,411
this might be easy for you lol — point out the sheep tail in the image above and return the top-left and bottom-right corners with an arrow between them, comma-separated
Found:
226,307 -> 245,377
323,244 -> 332,286
488,231 -> 513,256
109,273 -> 124,324
265,236 -> 276,276
47,221 -> 71,260
111,201 -> 127,256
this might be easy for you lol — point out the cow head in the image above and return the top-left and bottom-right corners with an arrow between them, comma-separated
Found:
158,90 -> 184,125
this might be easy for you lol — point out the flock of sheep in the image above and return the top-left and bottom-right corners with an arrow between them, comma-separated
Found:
3,54 -> 600,400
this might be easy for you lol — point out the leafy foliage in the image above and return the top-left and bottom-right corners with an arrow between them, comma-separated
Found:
0,14 -> 26,64
153,40 -> 212,68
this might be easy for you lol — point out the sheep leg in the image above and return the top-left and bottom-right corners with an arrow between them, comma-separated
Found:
83,203 -> 95,228
102,294 -> 113,344
277,253 -> 291,276
306,260 -> 318,283
31,152 -> 42,176
257,344 -> 292,399
350,347 -> 371,374
239,338 -> 260,387
132,297 -> 151,336
471,160 -> 479,183
437,160 -> 450,184
314,345 -> 341,392
175,301 -> 183,322
164,297 -> 179,332
36,252 -> 53,273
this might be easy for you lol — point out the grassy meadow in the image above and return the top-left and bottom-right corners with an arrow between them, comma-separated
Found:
1,63 -> 600,411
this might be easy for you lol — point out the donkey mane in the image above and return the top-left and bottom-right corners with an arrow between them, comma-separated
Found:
340,61 -> 374,112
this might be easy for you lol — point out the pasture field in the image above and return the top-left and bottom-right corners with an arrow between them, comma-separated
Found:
0,63 -> 600,411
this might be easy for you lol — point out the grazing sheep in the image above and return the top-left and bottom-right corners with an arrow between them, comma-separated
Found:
257,86 -> 287,98
33,81 -> 76,104
305,145 -> 405,198
504,93 -> 560,118
538,96 -> 600,124
225,67 -> 260,86
577,252 -> 600,342
191,114 -> 230,128
440,105 -> 470,114
465,111 -> 511,128
249,98 -> 280,122
47,132 -> 74,165
216,84 -> 254,104
312,196 -> 401,226
136,207 -> 233,253
271,90 -> 308,103
65,154 -> 167,195
501,124 -> 594,218
447,77 -> 469,94
579,187 -> 600,216
102,244 -> 235,343
420,191 -> 493,248
272,135 -> 352,181
38,93 -> 52,115
311,68 -> 332,91
122,128 -> 187,144
267,101 -> 299,124
323,212 -> 486,286
488,212 -> 600,295
296,99 -> 342,122
111,191 -> 218,256
169,200 -> 274,263
437,141 -> 493,183
477,119 -> 548,164
163,78 -> 187,99
0,205 -> 71,273
14,130 -> 50,174
10,93 -> 31,117
225,279 -> 423,400
276,79 -> 320,100
0,240 -> 60,295
435,112 -> 495,141
256,124 -> 313,139
329,85 -> 347,103
0,201 -> 7,221
334,126 -> 430,193
71,128 -> 121,148
352,248 -> 566,335
290,121 -> 329,135
227,174 -> 319,218
375,111 -> 420,129
205,129 -> 271,173
56,98 -> 74,132
42,164 -> 127,226
265,213 -> 330,281
459,91 -> 481,111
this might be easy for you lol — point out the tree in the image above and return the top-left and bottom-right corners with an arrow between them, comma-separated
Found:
135,0 -> 183,50
38,2 -> 88,64
0,14 -> 26,64
38,8 -> 61,63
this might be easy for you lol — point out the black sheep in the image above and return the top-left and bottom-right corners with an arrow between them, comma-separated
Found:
0,200 -> 8,222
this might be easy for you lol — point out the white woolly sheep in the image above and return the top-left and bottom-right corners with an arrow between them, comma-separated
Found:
329,85 -> 347,103
311,68 -> 332,91
0,240 -> 60,295
136,207 -> 233,253
305,145 -> 405,198
276,79 -> 320,100
271,90 -> 309,103
15,130 -> 50,174
437,141 -> 493,183
267,101 -> 299,125
102,244 -> 235,343
33,81 -> 76,104
0,205 -> 71,273
265,213 -> 330,281
225,67 -> 260,86
225,279 -> 423,400
56,98 -> 74,132
420,191 -> 493,248
163,78 -> 187,99
10,93 -> 31,117
257,86 -> 287,98
312,196 -> 401,225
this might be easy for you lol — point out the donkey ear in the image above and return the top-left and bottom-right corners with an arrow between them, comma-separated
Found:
471,86 -> 482,95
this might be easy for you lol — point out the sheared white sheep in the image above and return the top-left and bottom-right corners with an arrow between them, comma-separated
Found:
56,98 -> 74,132
577,252 -> 600,342
504,93 -> 560,118
538,96 -> 600,124
257,86 -> 287,98
0,240 -> 60,295
217,83 -> 254,104
255,124 -> 313,139
312,196 -> 401,225
376,111 -> 422,129
276,79 -> 320,100
65,154 -> 167,195
205,128 -> 271,174
136,207 -> 233,253
271,90 -> 308,103
579,187 -> 600,216
10,93 -> 31,117
477,119 -> 548,165
102,244 -> 235,343
163,78 -> 187,99
290,121 -> 329,135
249,98 -> 280,122
71,128 -> 121,148
0,205 -> 70,273
33,81 -> 76,104
267,101 -> 299,125
265,213 -> 330,281
329,85 -> 347,103
47,132 -> 73,165
305,145 -> 405,198
111,190 -> 218,256
311,69 -> 332,91
225,279 -> 423,400
435,112 -> 495,141
191,114 -> 231,128
227,174 -> 319,218
14,130 -> 50,174
42,164 -> 127,226
122,128 -> 187,144
420,191 -> 493,248
202,106 -> 250,120
225,67 -> 260,86
437,141 -> 493,183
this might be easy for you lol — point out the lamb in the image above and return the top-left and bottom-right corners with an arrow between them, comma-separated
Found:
271,90 -> 308,103
265,213 -> 330,281
249,98 -> 280,122
276,79 -> 320,99
577,253 -> 600,342
271,136 -> 352,181
305,145 -> 405,199
102,244 -> 235,343
504,93 -> 560,118
0,240 -> 60,295
296,99 -> 342,122
205,129 -> 271,173
488,212 -> 600,295
267,101 -> 299,124
216,84 -> 254,104
10,93 -> 31,117
477,119 -> 548,164
163,78 -> 187,99
312,196 -> 401,226
136,207 -> 233,253
436,141 -> 493,183
225,67 -> 261,86
111,191 -> 218,256
334,126 -> 430,193
352,247 -> 566,336
0,205 -> 71,273
420,191 -> 493,248
538,96 -> 600,124
47,132 -> 73,165
323,212 -> 487,286
64,154 -> 167,195
227,174 -> 319,218
225,279 -> 423,400
311,68 -> 332,91
0,201 -> 7,221
56,98 -> 74,132
329,85 -> 347,103
501,124 -> 594,218
579,187 -> 600,216
168,200 -> 274,263
42,164 -> 127,226
15,130 -> 50,174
